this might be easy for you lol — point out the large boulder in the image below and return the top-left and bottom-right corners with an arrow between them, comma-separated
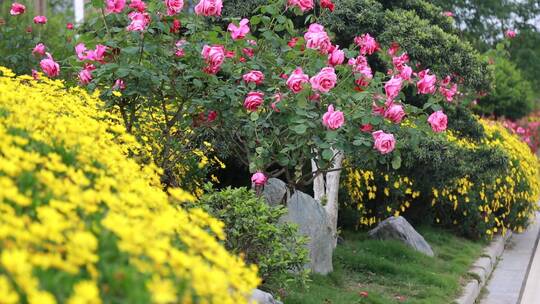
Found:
262,179 -> 334,274
263,178 -> 288,207
249,289 -> 283,304
368,216 -> 434,257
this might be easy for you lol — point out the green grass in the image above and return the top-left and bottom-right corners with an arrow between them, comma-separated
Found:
284,227 -> 486,304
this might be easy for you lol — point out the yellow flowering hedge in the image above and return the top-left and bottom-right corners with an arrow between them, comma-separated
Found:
0,67 -> 259,304
345,118 -> 540,238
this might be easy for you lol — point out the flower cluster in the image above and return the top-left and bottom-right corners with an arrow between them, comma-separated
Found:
501,112 -> 540,153
0,67 -> 259,303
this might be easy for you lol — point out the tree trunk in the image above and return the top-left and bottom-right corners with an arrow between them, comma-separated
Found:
312,149 -> 343,248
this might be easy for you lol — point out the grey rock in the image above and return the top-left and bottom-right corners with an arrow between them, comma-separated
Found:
283,190 -> 334,274
368,216 -> 434,257
261,178 -> 334,274
263,178 -> 288,207
249,289 -> 283,304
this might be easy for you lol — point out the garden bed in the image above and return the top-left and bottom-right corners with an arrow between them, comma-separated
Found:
284,228 -> 486,304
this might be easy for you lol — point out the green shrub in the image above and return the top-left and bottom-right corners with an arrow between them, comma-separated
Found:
477,53 -> 535,120
197,186 -> 309,291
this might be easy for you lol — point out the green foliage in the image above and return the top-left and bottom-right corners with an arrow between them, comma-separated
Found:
223,0 -> 491,92
445,106 -> 485,140
477,52 -> 534,119
432,0 -> 540,50
197,186 -> 309,291
285,229 -> 485,304
508,29 -> 540,102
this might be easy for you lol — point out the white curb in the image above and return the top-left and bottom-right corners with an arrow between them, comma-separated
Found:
454,232 -> 513,304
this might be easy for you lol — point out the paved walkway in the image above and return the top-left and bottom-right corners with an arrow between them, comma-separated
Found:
519,213 -> 540,303
480,212 -> 540,304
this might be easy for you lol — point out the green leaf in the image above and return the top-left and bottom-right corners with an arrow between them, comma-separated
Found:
250,112 -> 260,121
391,154 -> 402,170
291,124 -> 307,134
123,46 -> 140,55
250,16 -> 261,25
193,79 -> 203,88
322,149 -> 333,161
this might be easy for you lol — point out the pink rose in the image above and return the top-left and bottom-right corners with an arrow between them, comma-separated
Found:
86,44 -> 107,63
10,3 -> 25,15
242,48 -> 254,58
79,65 -> 94,85
105,0 -> 125,13
251,172 -> 267,186
39,53 -> 60,77
388,42 -> 399,56
165,0 -> 183,15
175,40 -> 186,57
66,22 -> 74,29
130,0 -> 147,12
194,0 -> 222,16
288,0 -> 314,12
32,43 -> 46,56
384,103 -> 406,124
384,76 -> 403,101
417,69 -> 437,94
170,19 -> 181,33
355,76 -> 371,89
113,79 -> 126,90
286,67 -> 310,93
505,30 -> 516,39
33,15 -> 47,24
75,43 -> 87,60
127,11 -> 150,31
304,23 -> 331,54
288,37 -> 300,48
310,67 -> 337,93
372,130 -> 396,154
354,33 -> 379,55
360,123 -> 373,133
207,110 -> 218,122
439,76 -> 458,102
400,65 -> 413,81
244,91 -> 264,112
271,93 -> 282,112
348,55 -> 373,79
371,102 -> 386,116
392,53 -> 409,71
243,70 -> 264,85
201,44 -> 225,74
328,45 -> 345,66
320,0 -> 334,11
442,11 -> 454,17
427,110 -> 448,133
228,18 -> 250,40
322,104 -> 345,130
225,50 -> 235,58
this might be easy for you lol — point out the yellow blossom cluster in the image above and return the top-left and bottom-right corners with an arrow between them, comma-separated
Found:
345,168 -> 420,227
344,118 -> 540,238
0,67 -> 259,303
